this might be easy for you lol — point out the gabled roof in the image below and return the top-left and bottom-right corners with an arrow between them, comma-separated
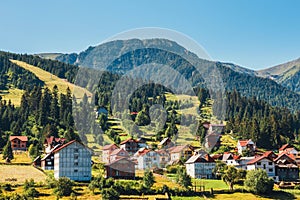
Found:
102,144 -> 119,150
222,153 -> 234,161
279,144 -> 291,151
247,152 -> 275,165
274,152 -> 296,163
185,153 -> 215,164
120,138 -> 137,145
238,139 -> 253,147
52,140 -> 89,153
9,136 -> 28,142
169,144 -> 193,153
158,137 -> 171,146
110,148 -> 129,156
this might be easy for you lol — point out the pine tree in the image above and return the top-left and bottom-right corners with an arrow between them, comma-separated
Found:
2,140 -> 13,160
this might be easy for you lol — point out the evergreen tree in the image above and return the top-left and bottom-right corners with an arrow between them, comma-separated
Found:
2,140 -> 13,160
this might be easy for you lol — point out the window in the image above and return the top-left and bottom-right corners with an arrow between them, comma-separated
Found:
269,168 -> 273,172
268,162 -> 273,165
257,162 -> 261,165
74,169 -> 78,173
74,155 -> 78,159
263,164 -> 266,169
74,149 -> 79,153
74,162 -> 78,166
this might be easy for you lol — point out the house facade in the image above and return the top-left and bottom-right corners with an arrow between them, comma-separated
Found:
156,149 -> 170,168
237,139 -> 255,155
105,157 -> 135,179
168,145 -> 194,163
185,153 -> 216,179
120,138 -> 138,154
53,140 -> 92,181
275,153 -> 299,181
109,148 -> 129,162
247,152 -> 278,181
9,136 -> 28,151
102,144 -> 119,163
136,149 -> 160,170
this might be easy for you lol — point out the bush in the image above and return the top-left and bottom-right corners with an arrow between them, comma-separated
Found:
2,183 -> 12,191
244,169 -> 274,195
54,177 -> 73,197
101,187 -> 119,200
24,187 -> 39,198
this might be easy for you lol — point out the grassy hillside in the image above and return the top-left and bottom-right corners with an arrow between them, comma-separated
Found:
0,88 -> 24,106
10,59 -> 91,100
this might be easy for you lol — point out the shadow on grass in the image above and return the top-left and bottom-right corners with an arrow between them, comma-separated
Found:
259,190 -> 296,200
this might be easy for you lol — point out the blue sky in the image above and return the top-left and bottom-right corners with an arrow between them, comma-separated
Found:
1,0 -> 300,70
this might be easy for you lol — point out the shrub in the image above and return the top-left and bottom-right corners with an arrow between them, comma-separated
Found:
24,187 -> 39,198
244,169 -> 274,194
2,183 -> 12,191
54,177 -> 73,197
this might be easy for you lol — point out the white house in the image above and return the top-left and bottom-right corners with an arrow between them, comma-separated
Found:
53,140 -> 92,181
102,144 -> 119,163
185,152 -> 215,179
237,139 -> 255,155
222,153 -> 240,166
168,145 -> 194,164
236,156 -> 255,170
247,151 -> 278,181
136,149 -> 160,170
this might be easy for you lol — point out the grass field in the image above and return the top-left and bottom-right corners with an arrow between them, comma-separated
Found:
10,59 -> 92,100
0,165 -> 46,183
0,152 -> 32,164
0,88 -> 24,106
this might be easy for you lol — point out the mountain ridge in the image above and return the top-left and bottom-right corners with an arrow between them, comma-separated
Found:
50,38 -> 300,112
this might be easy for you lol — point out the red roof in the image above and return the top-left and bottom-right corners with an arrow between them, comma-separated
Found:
247,152 -> 275,165
52,140 -> 88,153
238,140 -> 250,147
279,144 -> 290,151
120,138 -> 137,145
102,144 -> 118,150
9,136 -> 28,142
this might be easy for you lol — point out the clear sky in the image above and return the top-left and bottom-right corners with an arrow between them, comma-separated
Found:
1,0 -> 300,70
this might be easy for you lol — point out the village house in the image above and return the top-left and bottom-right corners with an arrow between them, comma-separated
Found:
41,144 -> 61,170
222,153 -> 240,167
274,152 -> 299,181
156,149 -> 170,168
109,148 -> 129,162
185,151 -> 216,179
44,136 -> 65,153
208,124 -> 225,134
247,151 -> 278,181
53,140 -> 92,181
237,139 -> 256,155
135,148 -> 160,170
105,157 -> 135,179
158,137 -> 174,149
168,144 -> 194,164
235,156 -> 255,170
120,138 -> 139,154
102,144 -> 119,163
9,136 -> 28,151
